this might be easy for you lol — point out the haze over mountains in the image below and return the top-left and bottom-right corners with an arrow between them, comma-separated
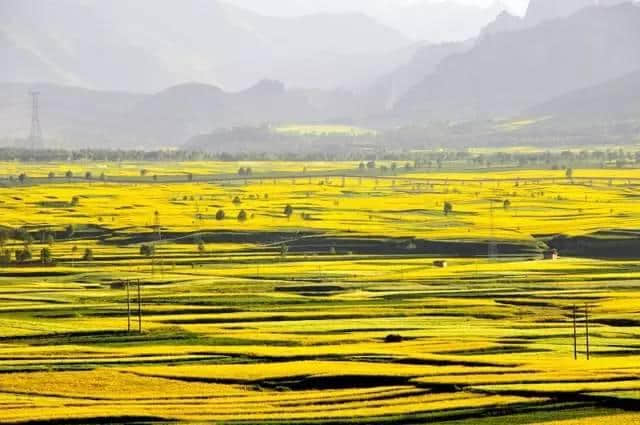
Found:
227,0 -> 516,42
1,0 -> 417,92
1,0 -> 639,150
395,2 -> 640,121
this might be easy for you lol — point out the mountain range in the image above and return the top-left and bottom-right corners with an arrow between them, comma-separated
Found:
0,80 -> 369,149
0,0 -> 414,92
172,0 -> 514,42
394,2 -> 640,122
1,0 -> 640,150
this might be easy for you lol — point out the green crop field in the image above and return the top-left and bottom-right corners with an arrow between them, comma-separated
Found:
0,161 -> 638,424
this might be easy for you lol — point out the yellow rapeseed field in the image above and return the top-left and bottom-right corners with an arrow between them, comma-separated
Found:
0,162 -> 638,424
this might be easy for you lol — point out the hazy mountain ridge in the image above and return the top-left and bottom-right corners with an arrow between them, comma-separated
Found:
362,41 -> 474,113
0,0 -> 412,92
0,80 -> 367,149
394,3 -> 640,122
480,0 -> 634,37
363,1 -> 636,118
524,0 -> 632,26
222,0 -> 512,42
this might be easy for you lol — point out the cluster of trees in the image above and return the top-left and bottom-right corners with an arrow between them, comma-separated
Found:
14,170 -> 110,183
0,227 -> 96,267
358,161 -> 413,173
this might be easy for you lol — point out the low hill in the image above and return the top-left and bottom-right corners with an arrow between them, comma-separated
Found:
0,80 -> 365,149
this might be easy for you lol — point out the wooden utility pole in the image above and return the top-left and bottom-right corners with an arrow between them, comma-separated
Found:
137,279 -> 142,334
572,305 -> 577,360
126,280 -> 131,333
585,303 -> 590,360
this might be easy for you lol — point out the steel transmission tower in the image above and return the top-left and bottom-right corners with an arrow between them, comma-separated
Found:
29,91 -> 43,149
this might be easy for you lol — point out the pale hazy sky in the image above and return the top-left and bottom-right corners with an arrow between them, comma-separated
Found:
446,0 -> 529,14
225,0 -> 531,41
226,0 -> 531,17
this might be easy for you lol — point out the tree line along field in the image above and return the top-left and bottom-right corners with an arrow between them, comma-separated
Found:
0,161 -> 639,424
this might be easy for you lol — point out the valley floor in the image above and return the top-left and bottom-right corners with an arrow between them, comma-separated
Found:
0,163 -> 638,424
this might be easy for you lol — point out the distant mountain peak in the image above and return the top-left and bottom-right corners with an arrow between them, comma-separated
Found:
242,79 -> 286,96
480,10 -> 523,37
161,82 -> 224,93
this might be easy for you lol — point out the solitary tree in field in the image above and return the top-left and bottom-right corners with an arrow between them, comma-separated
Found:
140,244 -> 155,257
232,196 -> 242,205
444,202 -> 453,216
65,224 -> 75,239
358,162 -> 365,171
18,173 -> 26,184
82,248 -> 93,261
70,196 -> 80,207
237,210 -> 248,222
284,204 -> 293,219
566,168 -> 573,180
503,199 -> 511,210
215,209 -> 225,220
85,171 -> 92,180
48,171 -> 55,179
40,247 -> 52,265
65,170 -> 73,180
140,169 -> 148,177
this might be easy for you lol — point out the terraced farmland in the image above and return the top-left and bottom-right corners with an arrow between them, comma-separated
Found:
0,162 -> 638,424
